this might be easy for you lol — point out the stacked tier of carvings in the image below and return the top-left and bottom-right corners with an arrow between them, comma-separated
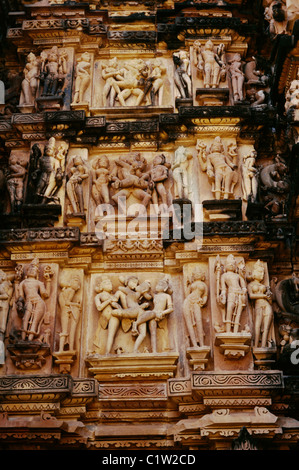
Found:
0,0 -> 298,115
1,253 -> 298,371
0,143 -> 194,222
0,135 -> 291,223
0,39 -> 277,114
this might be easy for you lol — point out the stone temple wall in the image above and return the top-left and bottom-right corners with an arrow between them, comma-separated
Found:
0,0 -> 298,451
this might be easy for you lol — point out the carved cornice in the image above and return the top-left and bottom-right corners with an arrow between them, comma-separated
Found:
0,375 -> 72,395
168,371 -> 284,397
0,227 -> 80,244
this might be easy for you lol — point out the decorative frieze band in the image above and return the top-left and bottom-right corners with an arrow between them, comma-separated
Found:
192,371 -> 284,389
168,372 -> 284,397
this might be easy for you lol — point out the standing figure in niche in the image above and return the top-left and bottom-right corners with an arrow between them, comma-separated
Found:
116,60 -> 147,107
57,273 -> 82,353
194,40 -> 226,89
202,136 -> 238,200
72,52 -> 91,104
247,260 -> 274,348
229,54 -> 245,102
216,255 -> 247,334
91,155 -> 111,206
19,52 -> 40,107
173,51 -> 192,99
131,278 -> 173,353
34,137 -> 66,204
94,276 -> 126,355
66,155 -> 89,215
16,258 -> 53,342
147,154 -> 171,212
183,269 -> 208,348
172,146 -> 192,200
102,57 -> 124,107
40,46 -> 67,97
6,154 -> 27,213
241,150 -> 258,202
147,60 -> 166,106
0,270 -> 14,360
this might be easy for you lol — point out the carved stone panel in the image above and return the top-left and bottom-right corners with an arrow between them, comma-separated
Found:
91,57 -> 174,116
4,258 -> 59,375
85,272 -> 180,359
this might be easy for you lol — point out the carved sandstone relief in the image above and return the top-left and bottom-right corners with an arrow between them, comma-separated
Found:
0,270 -> 14,364
173,50 -> 193,106
1,139 -> 68,226
18,52 -> 40,113
4,150 -> 28,214
90,151 -> 174,236
71,51 -> 93,112
5,258 -> 58,373
19,47 -> 73,113
183,263 -> 211,371
196,136 -> 242,221
26,137 -> 68,208
258,154 -> 290,220
192,40 -> 228,106
244,56 -> 271,109
211,255 -> 252,362
91,57 -> 173,114
285,67 -> 299,120
65,148 -> 90,229
247,260 -> 277,368
87,273 -> 176,357
53,268 -> 84,373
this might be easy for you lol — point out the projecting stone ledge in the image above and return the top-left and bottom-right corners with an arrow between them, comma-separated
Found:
85,352 -> 179,381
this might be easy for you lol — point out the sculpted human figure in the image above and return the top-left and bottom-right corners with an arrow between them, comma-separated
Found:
102,57 -> 123,107
40,46 -> 67,97
146,154 -> 171,212
247,260 -> 274,348
57,273 -> 82,353
183,269 -> 208,348
172,146 -> 192,200
102,58 -> 146,107
66,155 -> 89,215
216,255 -> 247,333
131,278 -> 173,353
111,153 -> 152,211
241,150 -> 258,202
285,69 -> 299,112
91,155 -> 111,205
173,50 -> 192,99
115,59 -> 146,107
94,276 -> 126,355
229,53 -> 245,102
33,137 -> 66,204
259,155 -> 290,219
16,258 -> 53,342
0,270 -> 14,357
72,52 -> 91,104
146,60 -> 166,106
110,275 -> 152,351
202,136 -> 238,200
6,153 -> 27,213
19,52 -> 40,106
194,40 -> 226,88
